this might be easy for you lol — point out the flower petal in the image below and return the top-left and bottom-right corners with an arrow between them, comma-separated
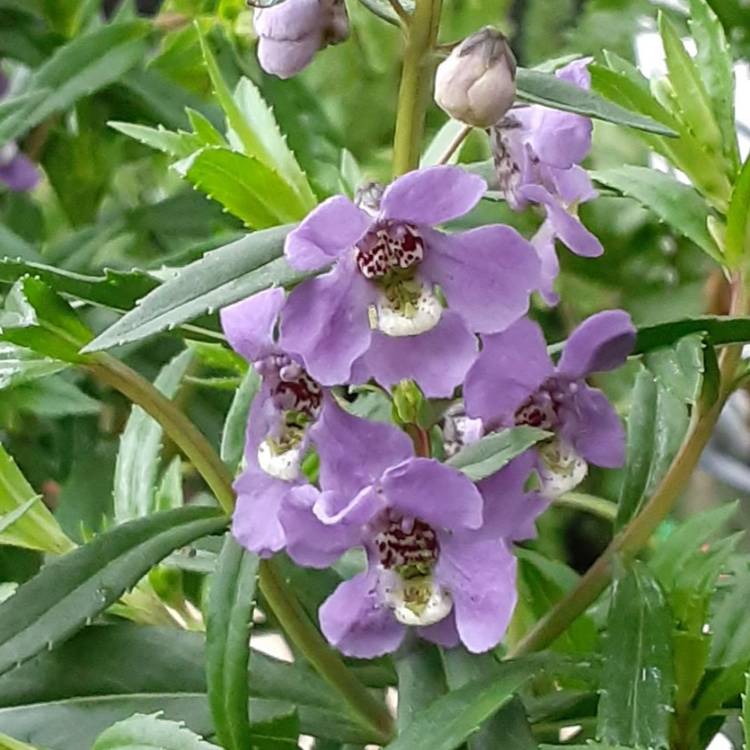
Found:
522,185 -> 602,258
418,611 -> 461,649
560,384 -> 626,468
557,309 -> 635,379
232,469 -> 293,557
437,536 -> 517,653
464,319 -> 553,427
280,485 -> 361,567
319,570 -> 406,658
284,196 -> 371,271
477,451 -> 549,541
381,458 -> 484,531
531,221 -> 560,306
220,287 -> 285,363
421,226 -> 540,334
279,257 -> 375,385
257,36 -> 321,79
380,166 -> 486,226
360,310 -> 478,397
0,152 -> 40,192
311,396 -> 413,499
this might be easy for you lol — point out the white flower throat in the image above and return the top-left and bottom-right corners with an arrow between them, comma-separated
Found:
355,222 -> 442,337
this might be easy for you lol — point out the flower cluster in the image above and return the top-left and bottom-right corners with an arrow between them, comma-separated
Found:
222,50 -> 635,657
0,70 -> 39,193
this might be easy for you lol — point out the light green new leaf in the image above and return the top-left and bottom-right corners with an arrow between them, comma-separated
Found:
232,77 -> 316,210
93,712 -> 220,749
109,121 -> 200,158
659,12 -> 723,156
688,0 -> 739,169
82,226 -> 303,353
0,506 -> 226,675
596,561 -> 674,750
0,441 -> 74,554
206,536 -> 259,750
0,732 -> 40,750
447,426 -> 550,481
0,21 -> 150,143
515,67 -> 675,135
180,147 -> 308,227
114,349 -> 194,523
724,154 -> 750,267
186,108 -> 226,147
385,659 -> 537,750
591,166 -> 721,262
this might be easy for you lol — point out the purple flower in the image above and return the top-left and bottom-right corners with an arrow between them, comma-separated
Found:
0,71 -> 40,193
279,400 -> 519,656
279,165 -> 541,397
221,288 -> 324,556
464,310 -> 635,498
490,59 -> 600,304
253,0 -> 349,79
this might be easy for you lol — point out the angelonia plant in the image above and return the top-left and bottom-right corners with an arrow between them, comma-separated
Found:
2,1 -> 750,749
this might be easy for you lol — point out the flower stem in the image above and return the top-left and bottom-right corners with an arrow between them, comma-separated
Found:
508,279 -> 746,658
392,0 -> 443,175
436,123 -> 473,165
87,352 -> 395,743
557,491 -> 617,523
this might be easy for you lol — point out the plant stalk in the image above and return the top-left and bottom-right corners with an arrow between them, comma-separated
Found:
392,0 -> 443,175
88,352 -> 395,743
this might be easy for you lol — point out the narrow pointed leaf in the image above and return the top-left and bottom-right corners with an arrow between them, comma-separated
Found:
93,713 -> 220,749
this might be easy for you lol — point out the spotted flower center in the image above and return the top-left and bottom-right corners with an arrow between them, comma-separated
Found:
374,516 -> 439,578
355,222 -> 424,280
514,380 -> 564,431
256,355 -> 322,420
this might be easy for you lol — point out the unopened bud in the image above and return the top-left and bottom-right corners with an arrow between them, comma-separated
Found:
434,27 -> 517,128
253,0 -> 349,80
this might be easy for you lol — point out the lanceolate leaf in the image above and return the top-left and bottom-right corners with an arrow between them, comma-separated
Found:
206,535 -> 260,750
0,624 -> 373,748
0,733 -> 39,750
515,67 -> 675,135
221,368 -> 260,472
0,506 -> 227,676
0,343 -> 67,390
0,21 -> 150,144
596,562 -> 674,750
114,349 -> 194,523
82,226 -> 303,353
395,640 -> 447,732
632,315 -> 750,354
724,154 -> 750,267
590,166 -> 721,262
385,659 -> 537,750
447,426 -> 550,481
109,120 -> 200,158
93,713 -> 220,750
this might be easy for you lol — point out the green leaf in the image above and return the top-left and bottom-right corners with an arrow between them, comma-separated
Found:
421,119 -> 468,167
590,166 -> 721,262
249,711 -> 300,749
632,315 -> 750,354
709,567 -> 750,669
179,147 -> 308,227
596,561 -> 674,750
743,670 -> 750,750
114,349 -> 194,523
186,108 -> 226,147
0,624 -> 373,748
0,221 -> 43,263
385,659 -> 537,750
0,441 -> 74,555
0,343 -> 67,389
93,712 -> 220,749
0,259 -> 158,314
0,732 -> 40,750
0,506 -> 226,676
446,426 -> 551,481
154,457 -> 184,513
615,368 -> 689,530
515,67 -> 675,135
0,21 -> 150,143
441,650 -> 536,750
688,0 -> 739,169
231,77 -> 316,210
221,368 -> 260,472
206,536 -> 259,750
644,334 -> 706,404
108,121 -> 200,158
395,640 -> 447,732
9,375 -> 101,418
659,12 -> 723,155
724,154 -> 750,267
82,226 -> 303,353
0,277 -> 92,362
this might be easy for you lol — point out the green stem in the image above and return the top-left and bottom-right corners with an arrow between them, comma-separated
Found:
392,0 -> 443,175
557,492 -> 617,523
87,353 -> 395,743
508,281 -> 746,658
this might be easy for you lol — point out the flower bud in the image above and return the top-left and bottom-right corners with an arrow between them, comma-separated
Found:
253,0 -> 349,80
434,27 -> 517,128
